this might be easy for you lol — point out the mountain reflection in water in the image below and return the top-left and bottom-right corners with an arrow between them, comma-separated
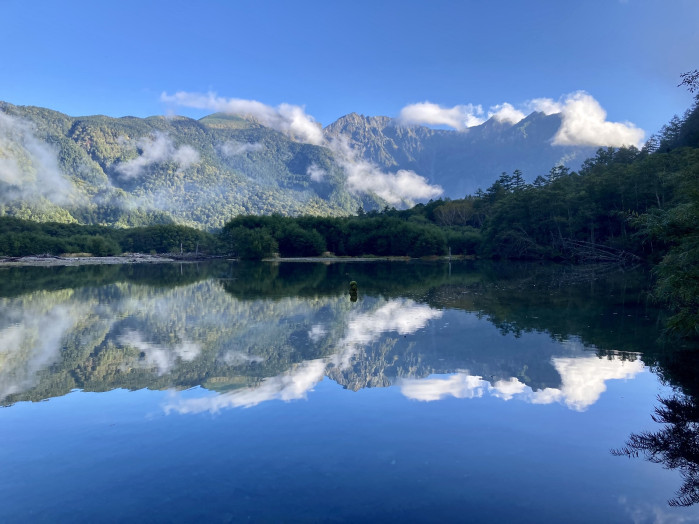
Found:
3,261 -> 699,522
0,261 -> 658,411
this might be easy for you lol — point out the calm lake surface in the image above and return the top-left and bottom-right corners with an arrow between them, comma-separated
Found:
1,260 -> 698,523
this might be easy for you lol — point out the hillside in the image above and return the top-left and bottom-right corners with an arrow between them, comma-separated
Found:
1,101 -> 600,228
0,103 -> 379,228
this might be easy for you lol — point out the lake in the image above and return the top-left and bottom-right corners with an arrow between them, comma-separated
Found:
1,260 -> 697,523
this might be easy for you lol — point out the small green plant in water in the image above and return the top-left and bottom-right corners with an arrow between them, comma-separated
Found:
349,281 -> 358,302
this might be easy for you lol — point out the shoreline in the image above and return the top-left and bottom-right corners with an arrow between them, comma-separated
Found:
264,256 -> 413,263
0,254 -> 193,267
0,254 -> 467,267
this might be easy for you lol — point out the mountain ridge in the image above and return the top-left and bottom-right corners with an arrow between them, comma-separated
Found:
0,101 -> 377,228
0,101 -> 599,228
324,110 -> 597,196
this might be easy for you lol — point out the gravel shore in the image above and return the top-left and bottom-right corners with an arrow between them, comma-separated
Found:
0,254 -> 183,267
0,254 -> 450,267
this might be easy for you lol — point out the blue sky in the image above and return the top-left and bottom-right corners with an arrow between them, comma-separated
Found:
2,0 -> 698,138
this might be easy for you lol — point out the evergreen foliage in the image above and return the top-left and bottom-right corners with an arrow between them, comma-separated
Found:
0,216 -> 220,257
219,213 -> 472,259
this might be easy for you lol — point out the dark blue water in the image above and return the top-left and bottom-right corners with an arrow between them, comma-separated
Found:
0,261 -> 696,523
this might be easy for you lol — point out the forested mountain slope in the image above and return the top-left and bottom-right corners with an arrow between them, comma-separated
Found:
0,101 -> 599,228
0,103 -> 378,228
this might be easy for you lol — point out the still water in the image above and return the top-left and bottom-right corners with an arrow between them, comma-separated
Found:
0,261 -> 697,523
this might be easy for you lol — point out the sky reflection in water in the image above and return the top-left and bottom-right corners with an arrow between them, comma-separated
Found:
0,261 -> 694,523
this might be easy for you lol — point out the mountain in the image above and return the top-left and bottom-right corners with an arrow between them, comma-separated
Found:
0,103 -> 379,228
0,101 -> 598,228
324,112 -> 597,197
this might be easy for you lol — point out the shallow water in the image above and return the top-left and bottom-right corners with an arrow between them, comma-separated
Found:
0,261 -> 696,522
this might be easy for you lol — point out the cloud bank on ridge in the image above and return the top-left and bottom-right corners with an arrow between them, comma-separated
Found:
162,91 -> 325,146
397,91 -> 644,148
397,102 -> 486,131
161,89 -> 645,204
162,91 -> 443,205
529,92 -> 645,148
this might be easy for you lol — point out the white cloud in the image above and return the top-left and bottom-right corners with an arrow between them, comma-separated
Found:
0,111 -> 74,204
219,140 -> 264,157
400,373 -> 528,403
397,101 -> 485,131
488,103 -> 527,125
529,387 -> 563,405
526,355 -> 645,411
396,92 -> 644,147
161,91 -> 325,145
346,299 -> 443,340
345,163 -> 442,205
306,163 -> 326,182
525,353 -> 643,411
529,92 -> 645,147
115,132 -> 200,179
527,97 -> 564,116
331,136 -> 443,205
618,496 -> 694,524
0,155 -> 22,185
172,144 -> 200,166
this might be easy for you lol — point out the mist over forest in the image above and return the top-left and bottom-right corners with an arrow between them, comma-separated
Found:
0,94 -> 628,229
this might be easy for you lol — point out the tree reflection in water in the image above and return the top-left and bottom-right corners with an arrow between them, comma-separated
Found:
612,394 -> 699,507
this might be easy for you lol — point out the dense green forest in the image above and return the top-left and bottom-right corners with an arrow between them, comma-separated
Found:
0,216 -> 221,257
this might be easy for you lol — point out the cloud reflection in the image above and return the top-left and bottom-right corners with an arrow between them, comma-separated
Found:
537,355 -> 645,411
0,303 -> 87,401
618,496 -> 694,524
331,299 -> 443,368
164,359 -> 327,413
491,377 -> 528,401
119,329 -> 202,376
399,354 -> 644,411
400,374 -> 488,401
166,298 -> 442,414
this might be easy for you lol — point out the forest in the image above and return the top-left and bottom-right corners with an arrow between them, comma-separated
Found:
1,72 -> 697,338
